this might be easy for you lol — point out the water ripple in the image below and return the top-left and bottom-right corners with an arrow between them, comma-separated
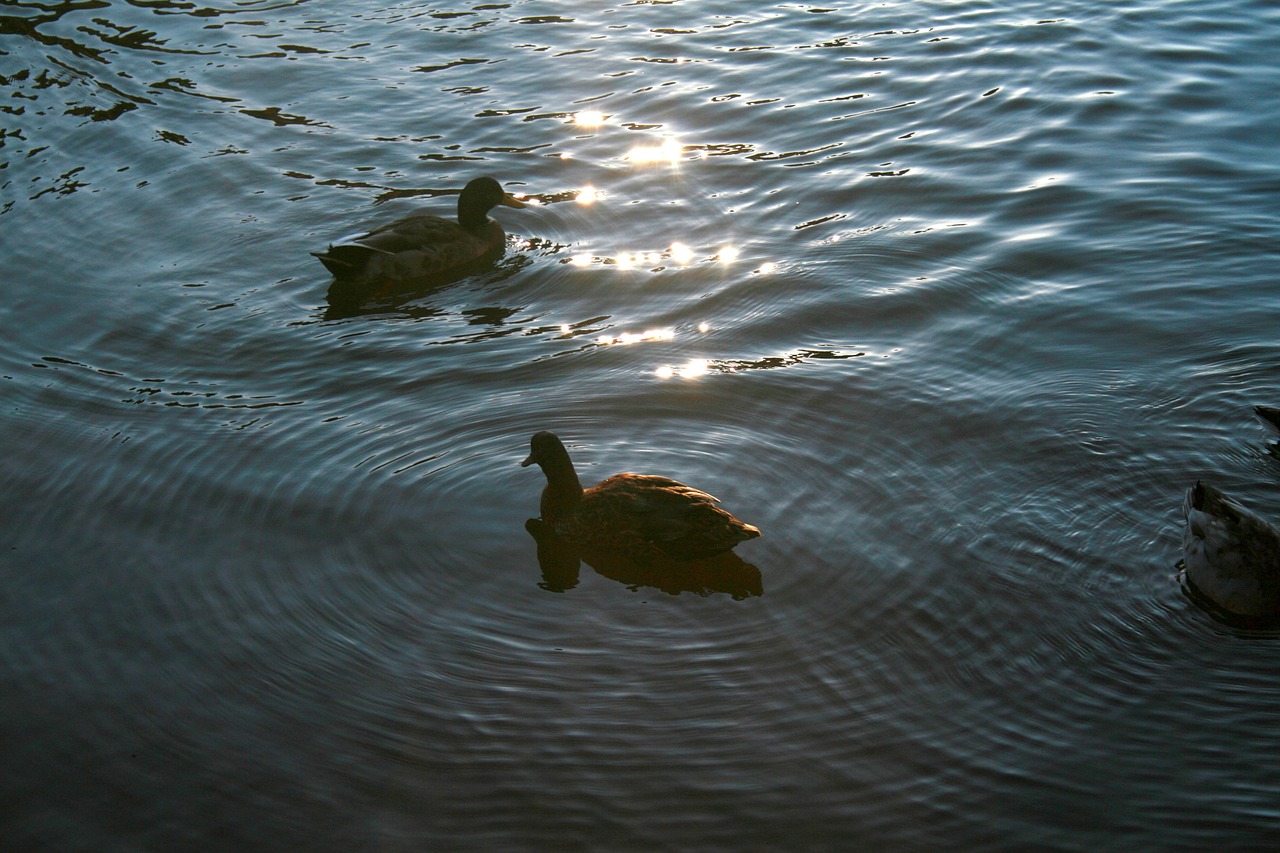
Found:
5,0 -> 1280,849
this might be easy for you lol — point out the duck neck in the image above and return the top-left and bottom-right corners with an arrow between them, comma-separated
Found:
458,200 -> 490,231
539,456 -> 583,522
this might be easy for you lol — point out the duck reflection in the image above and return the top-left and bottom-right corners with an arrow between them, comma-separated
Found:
526,518 -> 763,599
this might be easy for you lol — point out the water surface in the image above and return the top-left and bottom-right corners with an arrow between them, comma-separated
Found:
3,0 -> 1280,849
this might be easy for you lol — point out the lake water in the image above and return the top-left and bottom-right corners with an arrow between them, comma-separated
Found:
3,0 -> 1279,849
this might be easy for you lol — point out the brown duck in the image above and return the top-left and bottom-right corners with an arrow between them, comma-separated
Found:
313,176 -> 525,296
521,431 -> 761,562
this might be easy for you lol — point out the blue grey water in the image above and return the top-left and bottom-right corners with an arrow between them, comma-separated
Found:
2,0 -> 1278,849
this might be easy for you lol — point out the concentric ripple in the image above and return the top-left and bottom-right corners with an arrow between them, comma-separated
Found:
4,0 -> 1280,849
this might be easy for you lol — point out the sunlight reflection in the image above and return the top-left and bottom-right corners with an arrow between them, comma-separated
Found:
656,358 -> 710,379
575,110 -> 606,128
681,358 -> 709,378
596,328 -> 675,346
577,185 -> 599,205
566,244 -> 771,271
627,138 -> 684,165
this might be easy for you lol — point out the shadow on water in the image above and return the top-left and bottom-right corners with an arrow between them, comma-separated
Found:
526,518 -> 763,599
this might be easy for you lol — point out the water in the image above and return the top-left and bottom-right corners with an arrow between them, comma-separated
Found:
3,0 -> 1279,849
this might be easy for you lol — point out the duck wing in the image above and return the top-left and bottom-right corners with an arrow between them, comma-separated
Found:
1183,481 -> 1280,617
590,474 -> 761,560
349,215 -> 468,254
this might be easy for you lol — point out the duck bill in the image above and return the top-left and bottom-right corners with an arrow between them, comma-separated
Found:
521,452 -> 536,467
501,193 -> 528,209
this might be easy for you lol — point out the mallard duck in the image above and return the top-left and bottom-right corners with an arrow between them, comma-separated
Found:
521,431 -> 761,562
313,176 -> 526,295
1182,481 -> 1280,619
1256,405 -> 1280,439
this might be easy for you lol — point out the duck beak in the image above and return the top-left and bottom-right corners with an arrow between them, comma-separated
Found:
501,193 -> 528,209
521,452 -> 536,467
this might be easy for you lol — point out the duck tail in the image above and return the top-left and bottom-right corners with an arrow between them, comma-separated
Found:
1255,405 -> 1280,438
312,245 -> 368,278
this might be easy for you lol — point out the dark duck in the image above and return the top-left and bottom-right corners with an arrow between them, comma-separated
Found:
314,176 -> 526,304
521,431 -> 761,563
1183,481 -> 1280,621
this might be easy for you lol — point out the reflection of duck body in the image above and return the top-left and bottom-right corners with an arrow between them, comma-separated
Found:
314,176 -> 525,304
525,518 -> 763,599
521,431 -> 761,563
1182,481 -> 1280,620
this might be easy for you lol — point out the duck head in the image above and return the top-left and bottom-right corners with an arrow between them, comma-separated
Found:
522,431 -> 583,520
521,430 -> 570,470
459,176 -> 526,229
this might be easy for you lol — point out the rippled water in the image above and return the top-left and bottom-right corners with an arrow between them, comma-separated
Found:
3,0 -> 1280,849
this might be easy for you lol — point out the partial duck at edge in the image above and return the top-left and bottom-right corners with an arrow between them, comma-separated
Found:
1182,481 -> 1280,620
1181,406 -> 1280,621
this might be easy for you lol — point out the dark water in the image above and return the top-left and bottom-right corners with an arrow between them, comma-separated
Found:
3,0 -> 1280,849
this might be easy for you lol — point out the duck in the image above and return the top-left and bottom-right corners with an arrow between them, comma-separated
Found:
313,176 -> 526,298
521,431 -> 761,563
1182,480 -> 1280,620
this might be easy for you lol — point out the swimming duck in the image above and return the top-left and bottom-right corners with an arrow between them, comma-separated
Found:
1182,481 -> 1280,620
521,431 -> 761,563
313,176 -> 526,296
